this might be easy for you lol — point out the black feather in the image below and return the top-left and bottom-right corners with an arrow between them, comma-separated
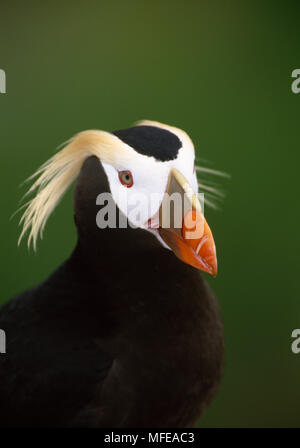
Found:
112,125 -> 182,161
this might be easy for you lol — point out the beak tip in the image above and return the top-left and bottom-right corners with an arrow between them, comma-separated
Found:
211,265 -> 218,277
203,258 -> 217,277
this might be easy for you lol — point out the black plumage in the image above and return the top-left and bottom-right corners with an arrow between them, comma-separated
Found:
112,125 -> 182,161
0,156 -> 223,427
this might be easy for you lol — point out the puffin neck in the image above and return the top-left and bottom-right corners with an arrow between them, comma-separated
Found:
75,220 -> 160,265
72,155 -> 161,266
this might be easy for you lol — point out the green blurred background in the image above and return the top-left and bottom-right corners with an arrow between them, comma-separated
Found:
1,1 -> 300,427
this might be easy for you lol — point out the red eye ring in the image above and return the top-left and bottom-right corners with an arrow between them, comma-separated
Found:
118,170 -> 134,188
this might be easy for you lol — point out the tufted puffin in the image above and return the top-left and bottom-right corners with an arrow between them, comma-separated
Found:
0,120 -> 224,427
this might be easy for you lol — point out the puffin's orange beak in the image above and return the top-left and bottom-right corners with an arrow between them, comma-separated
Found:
157,168 -> 217,276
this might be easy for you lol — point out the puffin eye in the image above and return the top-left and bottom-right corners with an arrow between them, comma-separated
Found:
118,170 -> 133,188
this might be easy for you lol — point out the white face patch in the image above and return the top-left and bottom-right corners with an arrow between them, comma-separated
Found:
101,129 -> 197,233
101,158 -> 170,228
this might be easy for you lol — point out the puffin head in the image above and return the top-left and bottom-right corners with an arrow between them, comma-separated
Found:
19,120 -> 218,276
